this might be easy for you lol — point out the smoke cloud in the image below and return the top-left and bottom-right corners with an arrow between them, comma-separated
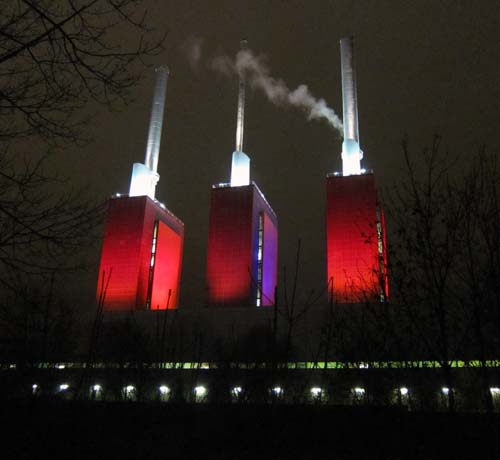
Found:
181,37 -> 203,71
212,48 -> 343,134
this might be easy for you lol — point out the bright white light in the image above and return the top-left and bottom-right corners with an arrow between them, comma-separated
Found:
159,385 -> 170,395
400,387 -> 408,396
129,162 -> 159,199
59,384 -> 69,391
125,385 -> 135,394
194,386 -> 207,397
272,386 -> 283,396
354,387 -> 365,395
341,139 -> 363,176
310,387 -> 322,397
490,387 -> 500,394
360,168 -> 366,174
93,384 -> 102,392
232,386 -> 242,396
359,363 -> 369,369
56,364 -> 65,369
32,384 -> 38,393
441,387 -> 449,395
230,151 -> 250,187
115,193 -> 121,197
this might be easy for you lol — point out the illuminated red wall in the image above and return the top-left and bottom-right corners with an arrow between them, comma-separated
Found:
206,184 -> 278,307
326,173 -> 387,303
97,196 -> 184,311
149,221 -> 183,310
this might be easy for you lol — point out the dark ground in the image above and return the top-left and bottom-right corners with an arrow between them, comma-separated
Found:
3,402 -> 500,460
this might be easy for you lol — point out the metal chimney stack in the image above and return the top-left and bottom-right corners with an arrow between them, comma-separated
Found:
230,40 -> 250,187
129,66 -> 169,200
340,37 -> 363,176
145,66 -> 169,174
235,40 -> 247,152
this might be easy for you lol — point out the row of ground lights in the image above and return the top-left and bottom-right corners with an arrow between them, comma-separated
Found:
31,384 -> 500,398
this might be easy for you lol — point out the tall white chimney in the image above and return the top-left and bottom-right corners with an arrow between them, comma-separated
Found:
340,37 -> 363,176
230,40 -> 250,187
129,66 -> 169,199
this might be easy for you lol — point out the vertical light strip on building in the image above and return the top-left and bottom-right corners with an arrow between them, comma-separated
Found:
256,213 -> 264,306
145,220 -> 159,309
376,206 -> 386,302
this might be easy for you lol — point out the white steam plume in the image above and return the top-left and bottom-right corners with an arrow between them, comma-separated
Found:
181,37 -> 203,71
212,48 -> 343,134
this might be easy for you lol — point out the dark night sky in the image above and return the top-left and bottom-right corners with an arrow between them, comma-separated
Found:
62,0 -> 500,309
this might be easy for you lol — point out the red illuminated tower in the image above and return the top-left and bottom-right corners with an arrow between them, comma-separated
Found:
206,41 -> 278,307
326,37 -> 388,303
97,67 -> 184,310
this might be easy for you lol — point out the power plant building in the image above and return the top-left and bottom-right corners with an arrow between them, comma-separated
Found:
96,38 -> 386,310
326,37 -> 388,303
206,41 -> 278,307
98,196 -> 183,310
97,67 -> 184,310
207,183 -> 277,307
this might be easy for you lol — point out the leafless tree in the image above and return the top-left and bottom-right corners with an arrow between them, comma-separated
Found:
0,149 -> 103,364
0,1 -> 165,362
387,136 -> 467,411
453,150 -> 500,412
0,0 -> 165,145
387,136 -> 500,412
0,0 -> 165,281
0,148 -> 103,288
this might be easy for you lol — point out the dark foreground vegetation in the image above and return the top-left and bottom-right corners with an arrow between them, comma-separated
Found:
3,401 -> 500,460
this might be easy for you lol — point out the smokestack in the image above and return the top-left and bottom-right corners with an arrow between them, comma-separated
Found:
129,66 -> 169,199
231,40 -> 250,187
145,66 -> 169,173
340,37 -> 363,176
235,40 -> 247,152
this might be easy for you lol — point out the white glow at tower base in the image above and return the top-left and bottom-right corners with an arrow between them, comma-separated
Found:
129,162 -> 160,199
230,151 -> 250,187
341,139 -> 363,176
